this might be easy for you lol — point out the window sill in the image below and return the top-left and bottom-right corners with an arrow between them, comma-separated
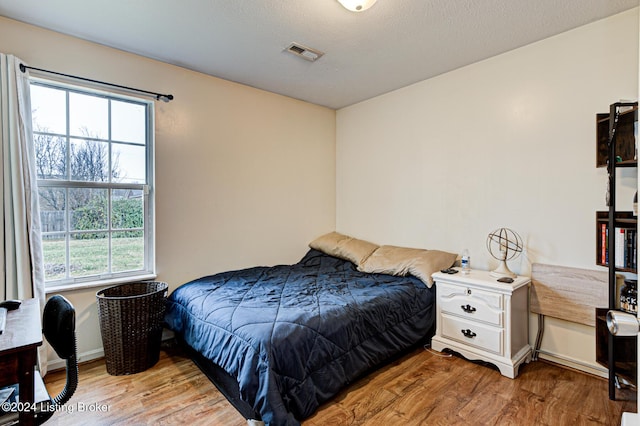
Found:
44,273 -> 158,294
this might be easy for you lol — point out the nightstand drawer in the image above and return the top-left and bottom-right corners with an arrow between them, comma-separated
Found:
438,282 -> 503,326
441,314 -> 503,355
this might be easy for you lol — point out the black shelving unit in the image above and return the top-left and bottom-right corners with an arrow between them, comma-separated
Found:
597,101 -> 638,400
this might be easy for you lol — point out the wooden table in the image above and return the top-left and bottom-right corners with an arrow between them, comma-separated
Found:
530,263 -> 608,361
0,298 -> 43,426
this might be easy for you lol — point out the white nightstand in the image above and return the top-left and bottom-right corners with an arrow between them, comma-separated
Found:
431,269 -> 532,378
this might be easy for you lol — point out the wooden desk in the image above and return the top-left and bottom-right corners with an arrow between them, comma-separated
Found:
530,263 -> 608,360
0,298 -> 42,426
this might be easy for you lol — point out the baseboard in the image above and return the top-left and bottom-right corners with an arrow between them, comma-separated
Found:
536,349 -> 608,378
46,348 -> 105,372
46,331 -> 175,372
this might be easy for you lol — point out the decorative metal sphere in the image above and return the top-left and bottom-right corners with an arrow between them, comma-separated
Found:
487,228 -> 523,261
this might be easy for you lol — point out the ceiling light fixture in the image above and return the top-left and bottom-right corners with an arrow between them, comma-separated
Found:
337,0 -> 377,12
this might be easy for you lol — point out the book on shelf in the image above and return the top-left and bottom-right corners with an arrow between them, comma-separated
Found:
600,225 -> 637,270
615,227 -> 625,268
601,223 -> 607,264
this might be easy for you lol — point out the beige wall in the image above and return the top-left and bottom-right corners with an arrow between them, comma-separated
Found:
0,17 -> 336,365
336,9 -> 639,374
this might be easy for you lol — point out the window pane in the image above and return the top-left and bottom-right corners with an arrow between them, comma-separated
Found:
30,85 -> 66,134
69,188 -> 108,231
111,189 -> 143,229
112,231 -> 144,273
39,188 -> 66,232
112,143 -> 145,183
32,80 -> 153,287
70,232 -> 108,277
112,100 -> 146,144
69,92 -> 108,139
34,134 -> 67,180
70,138 -> 110,182
42,234 -> 66,281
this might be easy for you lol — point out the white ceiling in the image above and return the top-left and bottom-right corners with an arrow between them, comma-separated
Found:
0,0 -> 637,109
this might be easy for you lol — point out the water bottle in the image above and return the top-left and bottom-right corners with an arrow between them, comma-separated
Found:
461,249 -> 470,274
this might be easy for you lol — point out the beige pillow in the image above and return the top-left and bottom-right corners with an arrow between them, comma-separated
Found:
309,232 -> 350,253
335,237 -> 379,266
309,232 -> 379,266
359,245 -> 457,287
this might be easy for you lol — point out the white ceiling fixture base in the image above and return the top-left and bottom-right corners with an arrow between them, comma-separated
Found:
337,0 -> 378,12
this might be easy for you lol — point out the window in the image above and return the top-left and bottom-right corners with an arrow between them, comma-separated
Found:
30,80 -> 155,289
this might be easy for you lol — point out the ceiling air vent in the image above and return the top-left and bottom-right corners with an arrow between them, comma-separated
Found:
285,43 -> 324,62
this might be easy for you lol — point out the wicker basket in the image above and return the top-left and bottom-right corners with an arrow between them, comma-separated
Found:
96,281 -> 168,375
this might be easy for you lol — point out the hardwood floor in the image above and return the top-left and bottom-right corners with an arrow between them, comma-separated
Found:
43,342 -> 636,425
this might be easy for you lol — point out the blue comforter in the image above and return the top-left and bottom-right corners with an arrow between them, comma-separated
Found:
164,249 -> 435,425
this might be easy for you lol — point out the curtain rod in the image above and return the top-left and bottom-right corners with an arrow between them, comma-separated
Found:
19,64 -> 174,102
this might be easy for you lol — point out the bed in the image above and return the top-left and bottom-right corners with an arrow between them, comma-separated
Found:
164,233 -> 456,426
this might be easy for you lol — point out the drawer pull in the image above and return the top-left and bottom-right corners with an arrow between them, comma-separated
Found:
461,304 -> 476,314
461,329 -> 477,338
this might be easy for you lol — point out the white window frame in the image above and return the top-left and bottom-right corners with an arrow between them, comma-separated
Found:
31,78 -> 156,292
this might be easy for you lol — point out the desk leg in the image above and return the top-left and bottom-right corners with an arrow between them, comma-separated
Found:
17,348 -> 37,426
533,314 -> 545,361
